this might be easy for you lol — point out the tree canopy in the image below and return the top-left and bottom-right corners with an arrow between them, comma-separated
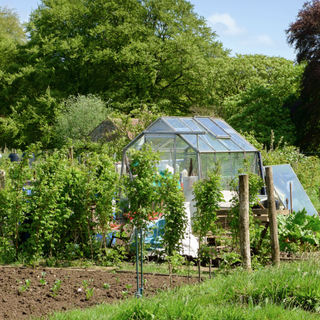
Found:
286,0 -> 320,150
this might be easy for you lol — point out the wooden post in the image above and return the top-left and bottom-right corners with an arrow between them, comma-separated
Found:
239,174 -> 251,270
0,170 -> 5,189
265,167 -> 280,266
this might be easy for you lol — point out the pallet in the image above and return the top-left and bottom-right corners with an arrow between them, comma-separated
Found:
215,208 -> 289,226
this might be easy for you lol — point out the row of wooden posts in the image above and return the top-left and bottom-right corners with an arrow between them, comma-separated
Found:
239,166 -> 279,270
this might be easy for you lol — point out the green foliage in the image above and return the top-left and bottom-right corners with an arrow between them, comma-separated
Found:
54,94 -> 112,147
123,145 -> 161,229
0,145 -> 120,264
278,209 -> 320,253
192,164 -> 224,257
0,6 -> 26,43
104,106 -> 164,161
205,54 -> 303,117
166,251 -> 184,274
158,171 -> 188,256
225,85 -> 298,147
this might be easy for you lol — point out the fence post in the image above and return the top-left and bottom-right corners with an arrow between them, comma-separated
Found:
239,174 -> 251,270
0,170 -> 5,189
265,166 -> 280,266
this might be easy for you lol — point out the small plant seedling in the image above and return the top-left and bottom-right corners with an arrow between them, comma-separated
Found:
51,279 -> 62,298
25,279 -> 31,289
19,279 -> 31,294
116,277 -> 120,283
39,278 -> 47,286
143,279 -> 147,286
41,272 -> 46,278
103,283 -> 110,290
122,290 -> 129,298
16,279 -> 20,284
125,284 -> 133,290
85,287 -> 95,300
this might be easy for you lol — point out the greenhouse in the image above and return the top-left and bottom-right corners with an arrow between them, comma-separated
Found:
121,117 -> 264,190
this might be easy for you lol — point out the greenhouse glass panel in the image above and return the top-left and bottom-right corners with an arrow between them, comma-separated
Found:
176,136 -> 190,150
200,153 -> 216,179
196,118 -> 229,137
198,137 -> 214,152
165,118 -> 191,131
145,137 -> 172,150
219,139 -> 242,151
181,118 -> 203,131
182,135 -> 197,148
130,135 -> 144,150
271,164 -> 317,216
230,153 -> 245,178
216,153 -> 232,189
245,153 -> 259,175
147,119 -> 173,132
202,134 -> 229,151
230,134 -> 256,151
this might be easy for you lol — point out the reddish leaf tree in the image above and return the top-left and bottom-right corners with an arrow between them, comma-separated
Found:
286,0 -> 320,150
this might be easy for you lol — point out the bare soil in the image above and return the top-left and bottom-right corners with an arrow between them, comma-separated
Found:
0,266 -> 197,319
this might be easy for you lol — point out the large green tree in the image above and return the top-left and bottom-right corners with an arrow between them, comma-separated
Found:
200,54 -> 304,118
0,0 -> 229,148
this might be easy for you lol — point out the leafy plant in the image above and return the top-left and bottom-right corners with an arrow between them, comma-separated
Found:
19,279 -> 31,293
277,209 -> 320,253
192,164 -> 224,259
39,278 -> 47,286
51,279 -> 62,298
85,287 -> 95,301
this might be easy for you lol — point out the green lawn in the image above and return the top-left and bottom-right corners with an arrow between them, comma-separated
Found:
48,258 -> 320,319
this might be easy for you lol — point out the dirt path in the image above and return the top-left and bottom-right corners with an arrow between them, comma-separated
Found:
0,267 -> 197,319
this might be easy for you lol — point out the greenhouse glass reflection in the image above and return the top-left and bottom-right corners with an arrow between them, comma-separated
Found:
121,117 -> 264,191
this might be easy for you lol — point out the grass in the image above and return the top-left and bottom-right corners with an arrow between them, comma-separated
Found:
47,258 -> 320,319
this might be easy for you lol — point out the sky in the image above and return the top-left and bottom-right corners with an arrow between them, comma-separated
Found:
0,0 -> 307,61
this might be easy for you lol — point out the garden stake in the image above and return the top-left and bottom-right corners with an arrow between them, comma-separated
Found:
209,258 -> 212,279
135,228 -> 141,298
140,228 -> 143,296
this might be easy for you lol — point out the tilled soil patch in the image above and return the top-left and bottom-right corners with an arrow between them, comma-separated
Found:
0,267 -> 197,319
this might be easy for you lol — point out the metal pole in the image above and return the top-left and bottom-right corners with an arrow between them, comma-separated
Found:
135,228 -> 141,297
140,228 -> 143,296
290,182 -> 293,214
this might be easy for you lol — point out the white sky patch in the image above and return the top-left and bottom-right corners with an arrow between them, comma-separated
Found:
240,34 -> 275,47
208,13 -> 246,36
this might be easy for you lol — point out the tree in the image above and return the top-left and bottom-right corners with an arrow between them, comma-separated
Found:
53,94 -> 112,147
200,54 -> 304,118
286,0 -> 320,150
22,0 -> 228,114
0,6 -> 26,43
225,86 -> 297,147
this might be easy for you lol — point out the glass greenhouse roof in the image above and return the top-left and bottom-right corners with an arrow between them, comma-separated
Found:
132,117 -> 257,153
